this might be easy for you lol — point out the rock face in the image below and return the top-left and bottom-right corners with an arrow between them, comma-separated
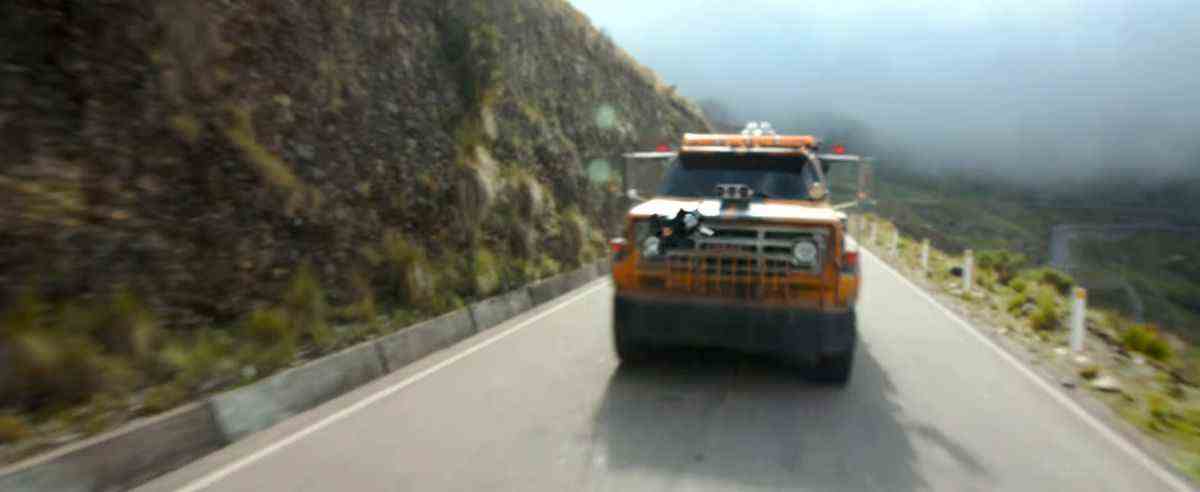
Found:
0,0 -> 709,326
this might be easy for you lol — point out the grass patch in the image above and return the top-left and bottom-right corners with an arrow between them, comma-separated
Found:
161,329 -> 239,391
0,416 -> 32,444
241,309 -> 296,372
369,231 -> 436,310
1010,277 -> 1030,294
223,105 -> 299,193
1122,323 -> 1174,362
1029,286 -> 1064,332
3,293 -> 109,408
141,384 -> 188,415
1017,268 -> 1076,296
282,264 -> 334,352
976,268 -> 1000,293
169,113 -> 202,144
71,289 -> 164,365
0,176 -> 87,226
336,270 -> 378,325
1006,289 -> 1031,315
473,248 -> 502,297
976,250 -> 1029,284
1079,366 -> 1100,380
222,104 -> 320,215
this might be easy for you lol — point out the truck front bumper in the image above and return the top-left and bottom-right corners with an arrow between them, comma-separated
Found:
613,294 -> 856,363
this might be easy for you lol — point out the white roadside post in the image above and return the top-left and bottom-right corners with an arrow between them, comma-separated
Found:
921,239 -> 931,272
963,249 -> 974,292
890,229 -> 900,256
870,222 -> 878,244
1070,287 -> 1088,352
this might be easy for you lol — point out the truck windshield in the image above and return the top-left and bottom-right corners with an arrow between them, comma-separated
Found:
658,154 -> 821,199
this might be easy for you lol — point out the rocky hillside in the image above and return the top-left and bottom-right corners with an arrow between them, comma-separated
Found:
0,0 -> 707,328
0,0 -> 709,429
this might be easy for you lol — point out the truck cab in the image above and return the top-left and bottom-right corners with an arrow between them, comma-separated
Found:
611,123 -> 862,383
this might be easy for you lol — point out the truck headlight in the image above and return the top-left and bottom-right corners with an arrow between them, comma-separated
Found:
634,221 -> 660,258
792,241 -> 818,265
642,236 -> 662,258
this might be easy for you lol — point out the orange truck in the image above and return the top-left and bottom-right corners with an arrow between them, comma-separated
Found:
610,123 -> 863,384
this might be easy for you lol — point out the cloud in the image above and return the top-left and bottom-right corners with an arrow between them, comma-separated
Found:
570,0 -> 1200,180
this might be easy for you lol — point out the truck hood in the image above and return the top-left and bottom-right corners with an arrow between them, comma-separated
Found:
630,197 -> 843,223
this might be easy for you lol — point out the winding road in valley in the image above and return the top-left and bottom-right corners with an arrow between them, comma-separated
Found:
1049,224 -> 1200,322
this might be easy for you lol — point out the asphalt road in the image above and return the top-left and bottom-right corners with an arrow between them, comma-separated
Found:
140,252 -> 1188,492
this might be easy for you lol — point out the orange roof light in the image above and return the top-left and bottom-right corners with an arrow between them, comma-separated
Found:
680,122 -> 823,155
682,134 -> 818,149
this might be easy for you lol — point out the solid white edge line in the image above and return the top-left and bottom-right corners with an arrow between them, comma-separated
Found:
861,247 -> 1193,492
175,279 -> 613,492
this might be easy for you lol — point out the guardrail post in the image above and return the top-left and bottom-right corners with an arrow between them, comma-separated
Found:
921,239 -> 930,272
963,249 -> 974,291
1070,287 -> 1088,352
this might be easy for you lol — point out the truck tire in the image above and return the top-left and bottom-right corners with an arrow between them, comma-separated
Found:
613,297 -> 650,363
809,349 -> 854,385
808,309 -> 857,385
614,330 -> 651,363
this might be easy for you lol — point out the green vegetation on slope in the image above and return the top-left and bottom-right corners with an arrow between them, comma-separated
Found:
1073,233 -> 1200,339
831,163 -> 1200,341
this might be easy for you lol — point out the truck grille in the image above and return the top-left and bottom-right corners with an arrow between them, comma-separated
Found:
656,223 -> 830,274
637,223 -> 831,301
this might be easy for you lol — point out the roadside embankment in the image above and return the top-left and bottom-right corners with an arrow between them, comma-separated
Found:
851,213 -> 1200,482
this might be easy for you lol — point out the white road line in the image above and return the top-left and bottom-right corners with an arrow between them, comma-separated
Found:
861,248 -> 1193,492
175,280 -> 613,492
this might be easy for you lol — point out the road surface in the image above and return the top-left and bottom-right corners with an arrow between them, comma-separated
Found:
139,251 -> 1188,492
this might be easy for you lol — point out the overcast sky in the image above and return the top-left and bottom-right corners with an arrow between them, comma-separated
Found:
568,0 -> 1200,181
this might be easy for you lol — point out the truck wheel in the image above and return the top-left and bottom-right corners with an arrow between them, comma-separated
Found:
614,333 -> 650,363
809,349 -> 854,385
613,297 -> 650,363
809,308 -> 857,385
